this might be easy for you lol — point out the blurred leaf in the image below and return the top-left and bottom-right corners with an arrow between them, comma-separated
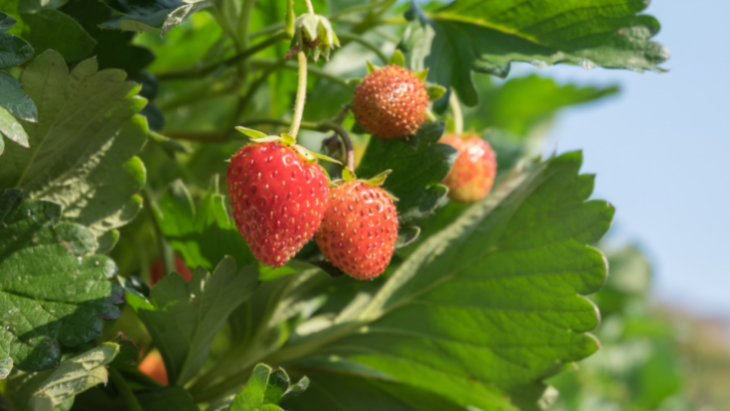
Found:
9,8 -> 96,62
0,50 -> 148,244
284,151 -> 614,410
230,364 -> 308,411
0,106 -> 28,154
127,257 -> 258,385
17,0 -> 70,13
284,373 -> 468,411
72,385 -> 198,411
403,0 -> 668,105
0,12 -> 33,69
0,190 -> 122,377
356,123 -> 457,224
156,178 -> 255,271
5,343 -> 119,411
101,0 -> 214,36
464,74 -> 619,137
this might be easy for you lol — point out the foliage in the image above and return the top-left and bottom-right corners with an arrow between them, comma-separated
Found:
0,0 -> 680,410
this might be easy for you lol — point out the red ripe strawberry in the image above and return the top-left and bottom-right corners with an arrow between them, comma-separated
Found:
150,254 -> 193,286
315,181 -> 398,280
441,134 -> 497,203
352,65 -> 429,139
227,141 -> 329,267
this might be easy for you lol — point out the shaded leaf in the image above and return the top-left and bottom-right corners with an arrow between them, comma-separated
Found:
0,190 -> 122,377
127,257 -> 259,385
356,123 -> 457,224
12,8 -> 96,62
403,0 -> 668,105
155,178 -> 255,271
230,364 -> 308,411
0,50 -> 148,244
0,71 -> 37,122
101,0 -> 214,36
0,106 -> 28,153
284,152 -> 614,410
0,11 -> 33,69
71,385 -> 198,411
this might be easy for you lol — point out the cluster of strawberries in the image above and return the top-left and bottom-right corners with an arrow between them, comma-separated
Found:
226,65 -> 497,281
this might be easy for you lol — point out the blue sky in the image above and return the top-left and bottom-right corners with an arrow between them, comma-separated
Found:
513,0 -> 729,316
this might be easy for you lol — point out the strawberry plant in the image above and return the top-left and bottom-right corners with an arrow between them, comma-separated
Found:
0,0 -> 668,410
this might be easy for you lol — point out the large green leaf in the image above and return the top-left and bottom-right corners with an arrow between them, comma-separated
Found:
276,151 -> 614,410
101,0 -> 215,36
229,364 -> 309,411
0,50 -> 148,245
403,0 -> 668,105
356,123 -> 457,224
127,256 -> 259,385
155,178 -> 254,272
0,189 -> 122,377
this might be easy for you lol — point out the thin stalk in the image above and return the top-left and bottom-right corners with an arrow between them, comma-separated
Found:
109,369 -> 144,411
303,0 -> 315,14
238,0 -> 256,48
250,22 -> 285,39
289,52 -> 308,139
156,32 -> 288,81
450,91 -> 464,135
319,121 -> 355,173
249,58 -> 350,88
338,32 -> 388,63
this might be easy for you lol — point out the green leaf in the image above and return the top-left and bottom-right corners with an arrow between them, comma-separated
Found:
0,71 -> 37,122
283,373 -> 468,411
285,152 -> 614,410
356,123 -> 457,224
0,12 -> 33,69
28,343 -> 119,411
127,257 -> 259,385
388,49 -> 405,67
464,74 -> 619,137
71,385 -> 199,411
230,364 -> 309,411
5,342 -> 119,411
156,178 -> 255,271
0,106 -> 29,153
0,50 -> 148,243
0,190 -> 122,377
101,0 -> 214,36
403,0 -> 668,105
18,0 -> 69,13
13,9 -> 96,62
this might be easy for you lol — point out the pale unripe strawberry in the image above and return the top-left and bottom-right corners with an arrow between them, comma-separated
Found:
441,134 -> 497,203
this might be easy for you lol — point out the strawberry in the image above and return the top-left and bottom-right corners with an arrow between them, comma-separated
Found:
440,134 -> 497,203
352,65 -> 429,139
138,350 -> 168,385
315,179 -> 398,280
150,254 -> 193,286
227,140 -> 329,267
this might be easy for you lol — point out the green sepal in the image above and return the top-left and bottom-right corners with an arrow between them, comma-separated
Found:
414,68 -> 429,82
280,132 -> 297,146
366,60 -> 379,74
291,144 -> 317,163
310,151 -> 342,165
293,14 -> 340,61
347,78 -> 362,89
388,50 -> 406,67
341,167 -> 357,181
235,126 -> 268,140
426,84 -> 447,101
363,169 -> 392,187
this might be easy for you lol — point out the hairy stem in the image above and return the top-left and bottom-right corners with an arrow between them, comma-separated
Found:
289,52 -> 308,139
110,368 -> 144,411
450,91 -> 464,135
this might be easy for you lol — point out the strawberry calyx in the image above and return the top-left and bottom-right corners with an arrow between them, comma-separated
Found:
338,168 -> 398,201
235,126 -> 341,166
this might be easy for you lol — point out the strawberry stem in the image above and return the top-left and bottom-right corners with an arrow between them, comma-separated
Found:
303,0 -> 315,13
289,51 -> 308,139
319,121 -> 355,173
450,91 -> 464,135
